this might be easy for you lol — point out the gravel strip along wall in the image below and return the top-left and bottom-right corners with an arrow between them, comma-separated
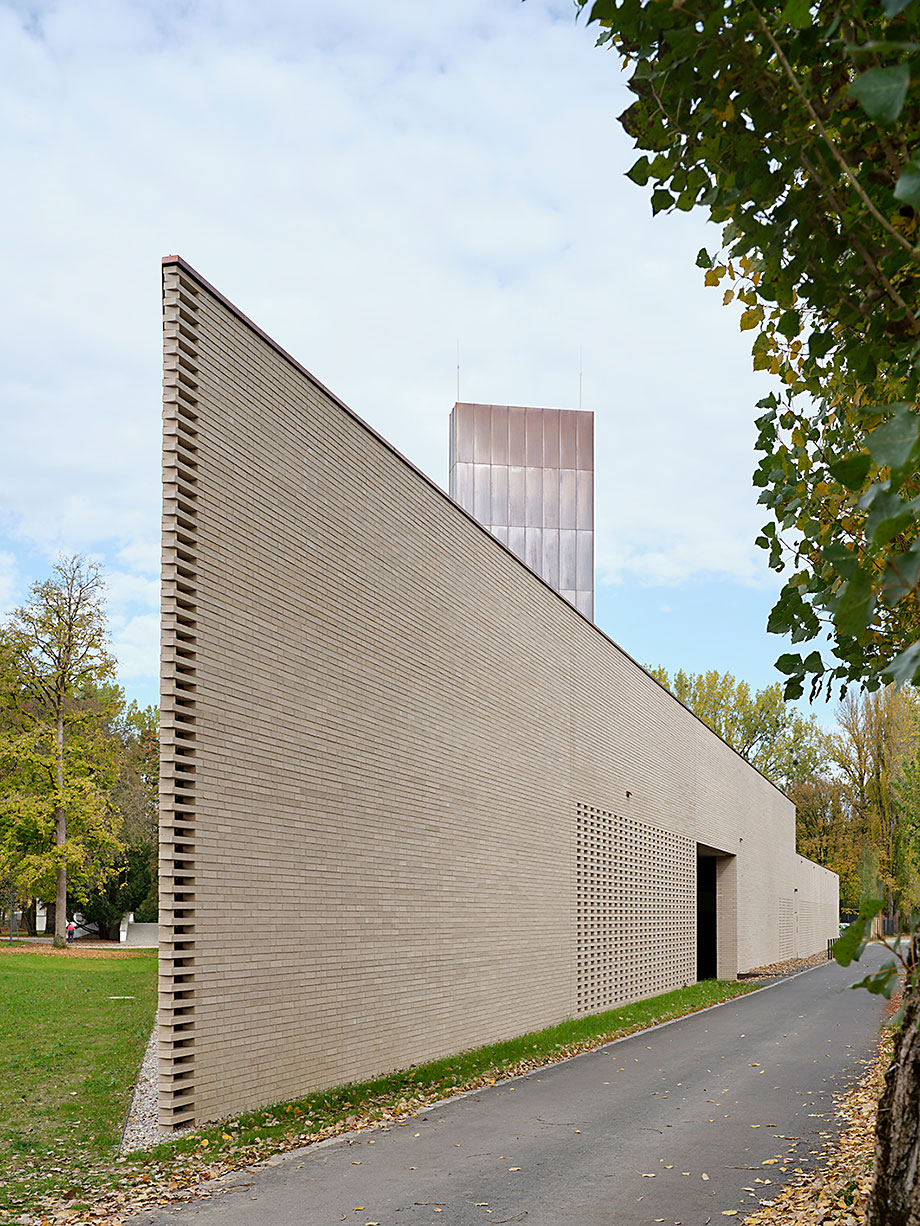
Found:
158,256 -> 839,1129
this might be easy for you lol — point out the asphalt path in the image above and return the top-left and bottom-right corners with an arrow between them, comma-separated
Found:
130,945 -> 892,1226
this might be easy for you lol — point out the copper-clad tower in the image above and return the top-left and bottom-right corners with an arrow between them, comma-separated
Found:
449,402 -> 594,619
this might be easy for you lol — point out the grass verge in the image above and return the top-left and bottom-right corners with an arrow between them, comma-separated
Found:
17,977 -> 757,1225
149,978 -> 757,1161
0,950 -> 157,1223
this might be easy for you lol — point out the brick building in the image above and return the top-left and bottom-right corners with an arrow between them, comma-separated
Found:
159,256 -> 838,1130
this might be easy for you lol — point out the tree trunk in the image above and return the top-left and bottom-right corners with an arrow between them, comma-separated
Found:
867,974 -> 920,1224
54,707 -> 66,946
44,901 -> 55,936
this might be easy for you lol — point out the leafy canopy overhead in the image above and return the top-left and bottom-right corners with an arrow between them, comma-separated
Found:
579,0 -> 920,698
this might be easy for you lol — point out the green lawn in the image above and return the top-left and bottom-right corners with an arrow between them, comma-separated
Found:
0,959 -> 756,1223
0,951 -> 157,1219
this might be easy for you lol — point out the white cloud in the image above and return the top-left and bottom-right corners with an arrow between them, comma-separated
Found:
104,570 -> 159,614
117,537 -> 160,576
109,612 -> 160,682
0,0 -> 786,697
0,552 -> 20,617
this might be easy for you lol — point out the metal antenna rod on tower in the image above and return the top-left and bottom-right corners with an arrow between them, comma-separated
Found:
456,341 -> 461,403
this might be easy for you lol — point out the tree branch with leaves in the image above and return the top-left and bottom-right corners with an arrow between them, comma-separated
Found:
579,0 -> 920,701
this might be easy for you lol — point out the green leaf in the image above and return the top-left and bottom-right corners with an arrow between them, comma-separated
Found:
827,453 -> 871,490
587,0 -> 618,22
848,63 -> 911,123
767,586 -> 806,634
822,542 -> 861,579
696,247 -> 712,270
803,650 -> 824,673
833,566 -> 875,636
882,541 -> 920,603
627,157 -> 652,187
808,331 -> 835,359
856,347 -> 878,385
775,652 -> 802,674
850,961 -> 899,998
858,479 -> 889,510
777,309 -> 801,339
895,155 -> 920,209
867,403 -> 919,471
834,899 -> 884,966
781,0 -> 811,26
651,188 -> 674,215
865,487 -> 914,543
883,639 -> 920,685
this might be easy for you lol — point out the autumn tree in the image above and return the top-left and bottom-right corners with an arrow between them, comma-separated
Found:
650,667 -> 832,787
0,558 -> 121,947
576,0 -> 920,1210
835,685 -> 920,921
111,702 -> 159,848
80,701 -> 159,936
578,0 -> 920,700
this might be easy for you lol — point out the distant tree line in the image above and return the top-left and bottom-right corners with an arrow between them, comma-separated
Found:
0,557 -> 157,947
652,667 -> 920,923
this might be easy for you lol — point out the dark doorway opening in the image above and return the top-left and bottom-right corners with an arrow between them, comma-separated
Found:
697,851 -> 718,980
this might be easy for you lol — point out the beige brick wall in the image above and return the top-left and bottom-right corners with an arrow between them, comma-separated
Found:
159,256 -> 839,1128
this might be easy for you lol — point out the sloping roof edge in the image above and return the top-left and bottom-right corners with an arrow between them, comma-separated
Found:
161,253 -> 795,805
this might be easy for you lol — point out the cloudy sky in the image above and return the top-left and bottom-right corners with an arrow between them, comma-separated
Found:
0,0 -> 805,716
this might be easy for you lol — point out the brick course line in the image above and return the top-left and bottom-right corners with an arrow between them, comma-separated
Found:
158,258 -> 839,1127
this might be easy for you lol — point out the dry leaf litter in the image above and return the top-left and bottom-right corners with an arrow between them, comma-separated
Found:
23,960 -> 885,1226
